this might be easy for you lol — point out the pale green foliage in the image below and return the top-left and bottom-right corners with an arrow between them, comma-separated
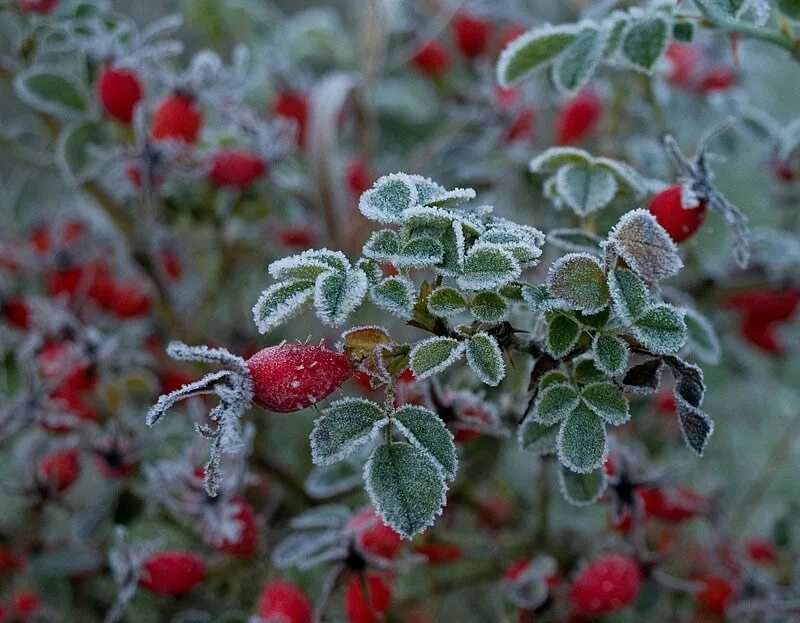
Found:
409,337 -> 466,379
631,304 -> 688,354
465,332 -> 506,386
547,253 -> 610,313
310,398 -> 387,465
557,403 -> 607,473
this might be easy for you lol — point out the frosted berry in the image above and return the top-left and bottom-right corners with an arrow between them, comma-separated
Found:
257,579 -> 313,623
216,497 -> 259,558
648,184 -> 706,243
569,553 -> 642,617
37,449 -> 80,493
452,12 -> 491,59
97,66 -> 143,124
347,507 -> 403,560
208,148 -> 265,188
16,0 -> 58,13
554,91 -> 602,146
697,576 -> 735,615
637,486 -> 708,522
245,343 -> 352,412
152,94 -> 202,144
411,42 -> 449,77
139,551 -> 205,596
273,92 -> 309,147
345,573 -> 393,623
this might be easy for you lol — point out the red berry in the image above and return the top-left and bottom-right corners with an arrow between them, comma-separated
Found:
273,92 -> 309,147
554,91 -> 602,146
152,95 -> 202,144
60,220 -> 85,246
16,0 -> 58,13
245,343 -> 352,412
111,281 -> 151,318
160,249 -> 183,280
276,225 -> 316,248
346,158 -> 372,196
139,551 -> 205,596
654,390 -> 677,415
637,486 -> 708,522
665,43 -> 700,87
97,66 -> 143,124
452,12 -> 491,59
414,542 -> 463,565
740,317 -> 782,354
697,576 -> 735,615
38,449 -> 80,492
495,24 -> 528,56
208,148 -> 265,188
453,404 -> 492,444
257,580 -> 313,623
773,158 -> 795,182
30,227 -> 51,256
45,389 -> 98,433
345,573 -> 393,623
698,66 -> 738,93
411,42 -> 449,77
86,263 -> 117,309
39,341 -> 95,393
503,558 -> 532,582
569,553 -> 642,617
504,107 -> 535,143
216,497 -> 258,558
347,507 -> 403,561
11,591 -> 40,619
648,184 -> 707,243
0,548 -> 22,575
723,290 -> 800,326
745,538 -> 777,563
3,297 -> 31,330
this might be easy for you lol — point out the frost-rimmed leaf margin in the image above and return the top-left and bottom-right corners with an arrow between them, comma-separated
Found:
253,280 -> 315,334
496,22 -> 586,87
309,397 -> 389,466
409,336 -> 466,380
465,332 -> 506,387
392,405 -> 458,480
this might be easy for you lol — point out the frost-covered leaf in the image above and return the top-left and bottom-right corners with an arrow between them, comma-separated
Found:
289,505 -> 352,530
497,24 -> 581,87
573,358 -> 605,384
339,326 -> 393,360
253,280 -> 315,334
551,26 -> 606,95
393,405 -> 457,480
409,337 -> 466,379
530,147 -> 593,173
540,371 -> 571,389
427,287 -> 469,317
466,332 -> 505,386
592,333 -> 629,377
547,253 -> 609,313
272,530 -> 341,570
667,357 -> 705,408
619,15 -> 670,72
558,464 -> 607,505
408,175 -> 476,207
631,304 -> 687,354
310,398 -> 388,466
363,229 -> 401,263
683,308 -> 721,364
581,382 -> 629,426
601,12 -> 630,58
478,223 -> 544,266
14,69 -> 88,118
556,163 -> 618,216
470,292 -> 508,324
370,276 -> 415,319
518,419 -> 558,455
269,249 -> 350,280
557,403 -> 607,473
457,244 -> 520,291
676,401 -> 714,456
606,209 -> 683,282
621,358 -> 664,394
359,173 -> 418,223
779,0 -> 800,20
57,120 -> 112,185
395,237 -> 444,268
364,442 -> 447,539
438,221 -> 466,276
305,461 -> 363,499
608,267 -> 649,323
531,382 -> 579,425
314,269 -> 368,326
521,284 -> 554,311
546,314 -> 581,358
547,228 -> 603,255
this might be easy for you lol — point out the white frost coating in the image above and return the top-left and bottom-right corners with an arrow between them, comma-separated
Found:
358,172 -> 420,224
456,242 -> 521,291
465,332 -> 506,387
309,398 -> 389,466
392,405 -> 458,481
557,465 -> 608,506
529,146 -> 591,173
252,280 -> 315,334
546,252 -> 609,314
314,268 -> 368,327
268,248 -> 350,279
613,12 -> 671,74
409,337 -> 467,380
405,174 -> 476,207
166,341 -> 249,373
605,208 -> 683,282
555,163 -> 618,216
551,25 -> 609,96
146,370 -> 234,427
369,275 -> 415,319
555,408 -> 609,474
682,307 -> 721,365
630,303 -> 688,354
592,332 -> 630,377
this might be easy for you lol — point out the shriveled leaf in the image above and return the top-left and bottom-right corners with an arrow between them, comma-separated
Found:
465,332 -> 505,386
581,382 -> 630,426
606,209 -> 683,282
339,326 -> 392,360
547,253 -> 609,313
631,304 -> 687,355
592,333 -> 629,377
393,405 -> 457,480
310,398 -> 387,465
676,402 -> 714,456
546,314 -> 581,358
621,358 -> 664,394
531,382 -> 579,425
558,464 -> 607,505
557,403 -> 607,473
409,337 -> 466,379
253,280 -> 315,334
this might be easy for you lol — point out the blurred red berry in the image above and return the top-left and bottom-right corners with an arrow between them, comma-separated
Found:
346,158 -> 373,196
2,297 -> 31,329
11,591 -> 41,620
741,318 -> 782,354
697,576 -> 736,615
773,158 -> 795,182
0,548 -> 22,575
723,290 -> 800,326
97,66 -> 143,124
412,42 -> 449,77
569,554 -> 642,617
216,497 -> 259,558
414,542 -> 463,565
30,227 -> 51,256
504,107 -> 535,143
665,43 -> 700,87
698,66 -> 738,93
152,94 -> 202,144
554,91 -> 602,146
159,249 -> 183,280
452,12 -> 491,59
246,343 -> 352,412
654,390 -> 677,415
139,551 -> 205,596
273,92 -> 309,147
637,486 -> 708,522
745,538 -> 777,563
648,184 -> 707,243
111,281 -> 151,318
276,225 -> 316,248
345,573 -> 393,623
38,449 -> 80,493
16,0 -> 58,13
257,579 -> 312,623
347,507 -> 403,560
208,148 -> 265,188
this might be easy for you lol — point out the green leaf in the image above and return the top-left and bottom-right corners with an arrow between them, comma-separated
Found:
427,287 -> 469,317
557,403 -> 607,473
547,253 -> 609,313
547,228 -> 603,255
573,358 -> 605,384
358,173 -> 418,223
540,371 -> 570,390
558,465 -> 607,505
457,244 -> 520,291
363,229 -> 401,263
409,337 -> 466,379
14,69 -> 88,117
555,163 -> 618,216
396,237 -> 444,268
608,267 -> 649,323
497,24 -> 580,87
592,333 -> 629,377
438,221 -> 466,276
551,27 -> 605,94
470,291 -> 508,324
546,315 -> 581,358
607,209 -> 683,282
371,276 -> 415,319
531,382 -> 579,425
779,0 -> 800,20
393,405 -> 457,480
620,16 -> 669,72
683,308 -> 721,364
518,419 -> 558,455
56,120 -> 112,184
521,284 -> 554,311
466,332 -> 505,386
310,398 -> 388,465
364,442 -> 447,539
269,249 -> 350,281
253,280 -> 315,333
314,269 -> 368,326
581,382 -> 630,426
631,304 -> 687,355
